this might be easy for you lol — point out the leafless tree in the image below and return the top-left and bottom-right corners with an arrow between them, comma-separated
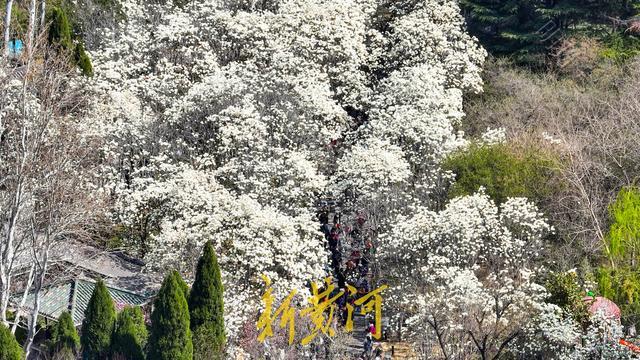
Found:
463,57 -> 640,269
27,0 -> 39,53
1,34 -> 105,353
2,0 -> 14,56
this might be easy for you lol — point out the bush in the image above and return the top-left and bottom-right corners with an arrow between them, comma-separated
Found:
544,271 -> 590,326
47,6 -> 72,50
81,280 -> 116,360
147,271 -> 193,360
607,187 -> 640,267
596,187 -> 640,327
551,37 -> 602,79
0,324 -> 24,360
111,306 -> 148,360
189,243 -> 225,358
74,42 -> 94,77
600,31 -> 640,63
443,143 -> 555,204
49,312 -> 80,357
597,267 -> 640,327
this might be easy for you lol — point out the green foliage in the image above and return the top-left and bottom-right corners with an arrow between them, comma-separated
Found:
46,5 -> 94,77
147,271 -> 193,360
171,269 -> 189,299
192,327 -> 225,360
545,0 -> 636,24
596,267 -> 640,327
49,312 -> 80,357
81,280 -> 116,360
189,243 -> 225,358
544,272 -> 590,325
595,187 -> 640,327
460,0 -> 544,62
74,42 -> 94,77
600,31 -> 640,63
111,307 -> 148,360
0,324 -> 24,360
607,187 -> 640,267
47,6 -> 72,50
461,0 -> 639,63
443,143 -> 555,204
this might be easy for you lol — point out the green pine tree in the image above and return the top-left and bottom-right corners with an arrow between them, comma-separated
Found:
0,324 -> 24,360
171,269 -> 189,299
81,280 -> 116,360
47,7 -> 72,50
147,271 -> 193,360
189,243 -> 226,358
461,0 -> 544,62
538,0 -> 636,30
111,306 -> 148,360
74,42 -> 94,77
49,311 -> 80,358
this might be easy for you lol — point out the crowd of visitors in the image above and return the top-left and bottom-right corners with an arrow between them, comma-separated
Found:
317,200 -> 384,359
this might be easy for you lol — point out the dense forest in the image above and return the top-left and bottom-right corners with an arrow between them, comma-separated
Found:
2,0 -> 640,358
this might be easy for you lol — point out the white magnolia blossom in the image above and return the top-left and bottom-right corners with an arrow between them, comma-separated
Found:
516,305 -> 634,359
333,138 -> 410,200
480,127 -> 507,145
378,192 -> 553,358
115,162 -> 327,336
88,0 -> 486,345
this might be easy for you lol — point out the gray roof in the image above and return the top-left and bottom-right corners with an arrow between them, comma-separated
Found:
16,278 -> 150,325
12,240 -> 159,293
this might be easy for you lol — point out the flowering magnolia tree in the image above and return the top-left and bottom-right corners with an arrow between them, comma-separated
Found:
113,160 -> 327,335
86,0 -> 486,344
377,193 -> 553,358
515,305 -> 634,359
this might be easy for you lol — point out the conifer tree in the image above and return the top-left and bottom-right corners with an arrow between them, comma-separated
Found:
461,0 -> 542,57
171,269 -> 189,299
147,271 -> 193,360
47,7 -> 72,50
0,324 -> 23,360
74,43 -> 94,77
538,0 -> 636,29
81,280 -> 116,360
111,306 -> 148,360
49,311 -> 80,358
189,243 -> 225,358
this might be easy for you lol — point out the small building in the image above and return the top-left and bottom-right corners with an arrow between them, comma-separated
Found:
16,278 -> 151,326
8,240 -> 160,328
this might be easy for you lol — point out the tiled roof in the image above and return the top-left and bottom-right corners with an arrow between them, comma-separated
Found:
14,278 -> 150,326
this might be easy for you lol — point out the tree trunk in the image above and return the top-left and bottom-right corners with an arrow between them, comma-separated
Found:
39,1 -> 46,29
0,193 -> 21,325
0,271 -> 10,325
24,247 -> 49,359
11,264 -> 36,334
3,0 -> 13,56
27,0 -> 38,53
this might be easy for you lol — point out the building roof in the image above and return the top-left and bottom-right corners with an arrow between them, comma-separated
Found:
12,240 -> 159,294
16,278 -> 150,326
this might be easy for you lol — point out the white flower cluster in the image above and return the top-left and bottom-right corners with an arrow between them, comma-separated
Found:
378,192 -> 553,357
480,127 -> 507,145
88,0 -> 486,345
114,162 -> 327,337
516,305 -> 634,359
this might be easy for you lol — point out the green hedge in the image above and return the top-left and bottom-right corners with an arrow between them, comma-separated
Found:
443,143 -> 556,204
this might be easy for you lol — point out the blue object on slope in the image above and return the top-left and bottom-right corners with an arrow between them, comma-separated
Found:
8,39 -> 24,56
